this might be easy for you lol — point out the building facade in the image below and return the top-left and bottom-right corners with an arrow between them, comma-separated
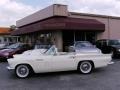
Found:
0,27 -> 19,44
12,4 -> 120,51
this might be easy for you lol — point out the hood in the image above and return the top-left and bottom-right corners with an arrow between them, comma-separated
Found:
22,49 -> 46,55
13,49 -> 47,58
75,47 -> 101,53
0,49 -> 14,54
111,45 -> 120,49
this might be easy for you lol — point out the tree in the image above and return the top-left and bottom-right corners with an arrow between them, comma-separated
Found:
10,25 -> 17,31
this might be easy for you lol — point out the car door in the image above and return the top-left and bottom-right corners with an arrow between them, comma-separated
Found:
46,53 -> 77,72
30,55 -> 53,73
33,53 -> 76,73
33,46 -> 77,73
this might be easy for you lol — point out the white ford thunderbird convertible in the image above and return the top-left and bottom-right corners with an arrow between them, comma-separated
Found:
7,45 -> 112,78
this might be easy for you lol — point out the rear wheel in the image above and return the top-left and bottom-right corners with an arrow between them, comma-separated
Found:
78,61 -> 93,74
15,65 -> 30,78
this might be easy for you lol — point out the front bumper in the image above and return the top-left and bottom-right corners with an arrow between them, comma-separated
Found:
115,51 -> 120,55
7,66 -> 15,71
112,51 -> 120,58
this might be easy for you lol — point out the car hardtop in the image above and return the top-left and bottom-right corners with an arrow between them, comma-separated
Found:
74,41 -> 94,47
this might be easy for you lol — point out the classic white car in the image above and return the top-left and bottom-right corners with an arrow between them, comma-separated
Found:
7,45 -> 112,78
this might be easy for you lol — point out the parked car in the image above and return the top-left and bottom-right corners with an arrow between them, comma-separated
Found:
95,39 -> 120,57
0,44 -> 7,49
0,43 -> 13,50
0,43 -> 32,60
69,41 -> 101,53
7,45 -> 111,78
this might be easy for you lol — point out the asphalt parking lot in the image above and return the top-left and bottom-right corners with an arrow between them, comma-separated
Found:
0,59 -> 120,90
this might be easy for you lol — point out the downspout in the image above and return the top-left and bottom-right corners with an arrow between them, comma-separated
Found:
108,17 -> 110,39
85,32 -> 87,41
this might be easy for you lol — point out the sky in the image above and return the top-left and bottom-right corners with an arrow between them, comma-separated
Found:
1,0 -> 120,27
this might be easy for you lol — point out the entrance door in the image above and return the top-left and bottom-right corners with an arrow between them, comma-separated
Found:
75,32 -> 96,44
62,31 -> 74,51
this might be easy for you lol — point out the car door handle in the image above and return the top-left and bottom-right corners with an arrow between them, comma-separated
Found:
36,59 -> 44,61
69,56 -> 75,59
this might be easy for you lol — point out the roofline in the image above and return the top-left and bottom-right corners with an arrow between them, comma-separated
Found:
17,16 -> 66,28
53,4 -> 67,6
0,33 -> 10,35
0,27 -> 10,29
70,12 -> 120,19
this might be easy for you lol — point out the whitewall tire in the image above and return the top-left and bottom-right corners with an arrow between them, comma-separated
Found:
78,61 -> 93,74
15,65 -> 30,78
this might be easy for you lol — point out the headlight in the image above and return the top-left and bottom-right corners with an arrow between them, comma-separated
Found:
118,49 -> 120,52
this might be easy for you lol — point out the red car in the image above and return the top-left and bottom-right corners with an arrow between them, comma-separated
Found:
0,43 -> 32,60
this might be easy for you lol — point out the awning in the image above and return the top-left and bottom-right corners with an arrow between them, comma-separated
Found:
12,16 -> 105,35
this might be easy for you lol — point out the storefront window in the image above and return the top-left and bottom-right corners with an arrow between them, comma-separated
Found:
4,38 -> 7,42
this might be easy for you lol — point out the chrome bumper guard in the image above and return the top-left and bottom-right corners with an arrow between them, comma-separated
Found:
7,66 -> 14,71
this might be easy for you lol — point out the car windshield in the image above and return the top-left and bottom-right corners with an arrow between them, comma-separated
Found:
75,41 -> 93,48
44,45 -> 57,55
109,40 -> 120,45
6,43 -> 22,49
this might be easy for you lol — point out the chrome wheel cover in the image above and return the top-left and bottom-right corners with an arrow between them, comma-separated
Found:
80,61 -> 92,74
16,65 -> 29,78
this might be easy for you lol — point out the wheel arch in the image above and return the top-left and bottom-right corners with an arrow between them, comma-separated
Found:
15,63 -> 34,73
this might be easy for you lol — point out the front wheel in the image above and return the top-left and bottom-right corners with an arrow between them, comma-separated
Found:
78,61 -> 93,74
15,65 -> 30,78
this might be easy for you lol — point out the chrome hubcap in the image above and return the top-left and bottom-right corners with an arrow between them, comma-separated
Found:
80,61 -> 92,73
81,63 -> 90,71
18,67 -> 27,75
16,65 -> 29,78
